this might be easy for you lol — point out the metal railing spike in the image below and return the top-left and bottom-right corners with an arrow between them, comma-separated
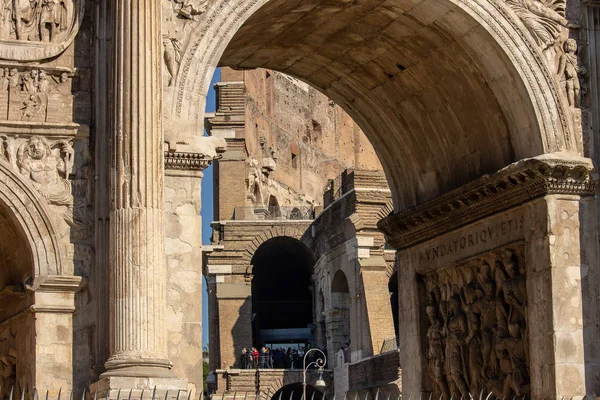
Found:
33,388 -> 38,400
186,390 -> 191,400
141,389 -> 146,400
81,387 -> 87,400
310,392 -> 315,400
484,392 -> 492,400
375,388 -> 380,400
116,389 -> 121,400
152,386 -> 157,400
278,391 -> 283,400
164,390 -> 170,400
128,389 -> 133,400
177,390 -> 182,400
70,389 -> 74,400
58,388 -> 63,400
9,385 -> 14,400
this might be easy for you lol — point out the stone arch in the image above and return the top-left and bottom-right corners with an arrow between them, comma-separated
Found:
0,160 -> 64,278
170,0 -> 578,212
242,225 -> 308,268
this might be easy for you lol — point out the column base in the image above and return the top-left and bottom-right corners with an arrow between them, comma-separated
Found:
91,375 -> 188,400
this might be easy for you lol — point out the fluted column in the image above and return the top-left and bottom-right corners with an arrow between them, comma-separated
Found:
104,0 -> 170,376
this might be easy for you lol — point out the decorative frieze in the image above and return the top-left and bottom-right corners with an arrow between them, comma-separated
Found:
378,155 -> 596,249
0,67 -> 72,123
164,151 -> 214,171
422,244 -> 528,398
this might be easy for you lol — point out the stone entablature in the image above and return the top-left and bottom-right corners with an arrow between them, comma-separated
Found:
379,154 -> 596,250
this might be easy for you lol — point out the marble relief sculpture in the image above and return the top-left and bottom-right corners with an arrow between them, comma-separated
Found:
17,135 -> 73,206
505,0 -> 567,49
0,0 -> 70,42
423,246 -> 529,399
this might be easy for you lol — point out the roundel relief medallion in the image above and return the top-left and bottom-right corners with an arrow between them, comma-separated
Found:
0,0 -> 85,61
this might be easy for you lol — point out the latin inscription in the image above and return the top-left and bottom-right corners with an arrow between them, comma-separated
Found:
415,215 -> 524,266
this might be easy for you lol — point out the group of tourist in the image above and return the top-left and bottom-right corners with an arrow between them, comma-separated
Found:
240,346 -> 325,369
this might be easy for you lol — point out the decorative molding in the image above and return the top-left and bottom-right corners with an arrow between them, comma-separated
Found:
0,0 -> 86,61
27,275 -> 84,293
164,151 -> 215,171
0,121 -> 80,137
378,155 -> 596,250
0,159 -> 64,276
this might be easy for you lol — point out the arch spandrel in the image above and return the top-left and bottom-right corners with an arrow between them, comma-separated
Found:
0,160 -> 64,278
167,0 -> 580,211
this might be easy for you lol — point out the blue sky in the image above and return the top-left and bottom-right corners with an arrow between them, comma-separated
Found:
201,68 -> 221,348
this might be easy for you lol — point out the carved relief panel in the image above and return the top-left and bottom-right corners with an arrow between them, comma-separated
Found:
0,0 -> 84,61
421,244 -> 528,399
0,135 -> 92,240
0,67 -> 72,123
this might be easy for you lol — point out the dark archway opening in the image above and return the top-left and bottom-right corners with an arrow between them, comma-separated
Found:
0,202 -> 35,394
251,237 -> 316,350
271,383 -> 325,400
389,271 -> 399,340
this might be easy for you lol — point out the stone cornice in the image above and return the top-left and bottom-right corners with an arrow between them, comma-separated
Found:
378,154 -> 597,250
164,151 -> 217,171
27,275 -> 84,293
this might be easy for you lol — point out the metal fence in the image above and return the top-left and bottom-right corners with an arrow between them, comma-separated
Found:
212,389 -> 596,400
0,386 -> 202,400
0,385 -> 595,400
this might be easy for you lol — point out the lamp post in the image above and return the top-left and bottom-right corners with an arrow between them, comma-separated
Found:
302,348 -> 327,400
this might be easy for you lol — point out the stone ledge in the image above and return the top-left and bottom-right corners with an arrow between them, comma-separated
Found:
378,154 -> 596,249
0,121 -> 82,137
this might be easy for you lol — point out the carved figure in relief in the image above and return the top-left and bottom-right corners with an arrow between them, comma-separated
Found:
558,38 -> 584,107
471,280 -> 498,375
0,135 -> 14,166
1,0 -> 73,42
163,35 -> 182,87
0,68 -> 8,90
443,296 -> 469,396
20,94 -> 42,120
423,246 -> 529,398
17,136 -> 72,205
38,70 -> 49,92
0,0 -> 12,39
426,304 -> 450,398
21,70 -> 37,93
39,0 -> 67,42
173,0 -> 207,19
7,69 -> 19,90
13,0 -> 41,41
0,352 -> 17,396
505,0 -> 567,49
501,250 -> 526,325
496,323 -> 530,397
